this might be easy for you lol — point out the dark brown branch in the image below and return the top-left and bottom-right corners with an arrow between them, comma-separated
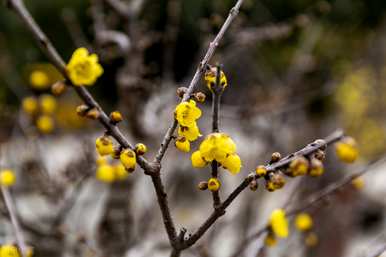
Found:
178,130 -> 344,250
154,0 -> 245,163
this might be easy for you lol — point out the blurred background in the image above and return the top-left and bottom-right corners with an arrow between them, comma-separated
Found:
1,0 -> 386,256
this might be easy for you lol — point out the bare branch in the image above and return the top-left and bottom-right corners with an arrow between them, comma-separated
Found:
154,0 -> 246,163
1,187 -> 28,256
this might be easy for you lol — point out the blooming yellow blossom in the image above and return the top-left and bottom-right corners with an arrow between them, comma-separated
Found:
135,143 -> 148,155
204,67 -> 228,91
0,244 -> 20,257
221,154 -> 242,174
113,163 -> 129,181
351,177 -> 365,190
39,94 -> 57,114
208,177 -> 220,192
289,156 -> 309,176
66,47 -> 103,86
264,233 -> 277,247
120,149 -> 136,172
335,137 -> 358,163
0,169 -> 16,187
36,115 -> 54,133
305,232 -> 318,247
199,133 -> 236,162
295,213 -> 313,231
269,209 -> 289,238
191,151 -> 207,168
95,136 -> 114,156
30,70 -> 50,89
175,137 -> 190,152
22,97 -> 38,115
96,164 -> 115,183
178,123 -> 201,142
174,100 -> 201,127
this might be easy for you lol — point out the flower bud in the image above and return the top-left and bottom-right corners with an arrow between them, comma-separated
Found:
249,179 -> 258,191
314,149 -> 325,161
176,87 -> 188,98
85,108 -> 100,120
309,158 -> 324,177
194,92 -> 206,103
208,177 -> 220,192
76,104 -> 89,117
110,111 -> 123,123
135,143 -> 148,155
288,156 -> 309,176
270,152 -> 282,163
270,172 -> 286,189
51,80 -> 67,96
255,165 -> 267,177
197,181 -> 208,190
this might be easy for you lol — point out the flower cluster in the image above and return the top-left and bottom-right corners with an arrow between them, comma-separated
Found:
22,94 -> 57,134
0,169 -> 16,187
95,135 -> 147,183
174,100 -> 202,152
66,47 -> 103,86
204,66 -> 228,92
191,133 -> 242,174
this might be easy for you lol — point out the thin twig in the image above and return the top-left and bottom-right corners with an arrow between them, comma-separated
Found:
154,0 -> 245,163
231,157 -> 386,257
1,186 -> 28,256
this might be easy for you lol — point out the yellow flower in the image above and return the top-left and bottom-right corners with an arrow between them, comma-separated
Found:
95,136 -> 114,156
66,47 -> 103,86
113,163 -> 129,181
22,97 -> 38,115
335,137 -> 358,163
0,244 -> 20,257
199,133 -> 236,162
175,137 -> 190,152
305,232 -> 318,247
204,67 -> 228,91
110,111 -> 123,123
36,115 -> 54,133
289,156 -> 309,176
255,165 -> 267,176
351,177 -> 365,190
135,143 -> 148,155
222,154 -> 242,174
30,70 -> 50,89
191,151 -> 207,168
269,209 -> 289,238
0,169 -> 16,187
208,177 -> 220,192
174,100 -> 202,127
39,94 -> 57,114
120,149 -> 136,172
295,213 -> 313,231
264,233 -> 277,247
178,123 -> 202,142
96,164 -> 115,183
309,159 -> 324,177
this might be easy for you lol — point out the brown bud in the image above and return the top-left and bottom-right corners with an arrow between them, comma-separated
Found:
270,152 -> 282,163
110,111 -> 123,123
270,172 -> 286,189
197,181 -> 208,190
51,80 -> 67,96
76,104 -> 90,117
314,149 -> 325,161
249,179 -> 258,191
314,139 -> 327,150
176,87 -> 188,98
194,92 -> 206,103
111,147 -> 121,159
85,108 -> 100,120
247,172 -> 256,181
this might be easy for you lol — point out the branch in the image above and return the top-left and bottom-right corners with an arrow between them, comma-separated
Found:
5,0 -> 153,172
178,130 -> 344,250
154,0 -> 245,163
231,157 -> 386,257
1,187 -> 28,256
